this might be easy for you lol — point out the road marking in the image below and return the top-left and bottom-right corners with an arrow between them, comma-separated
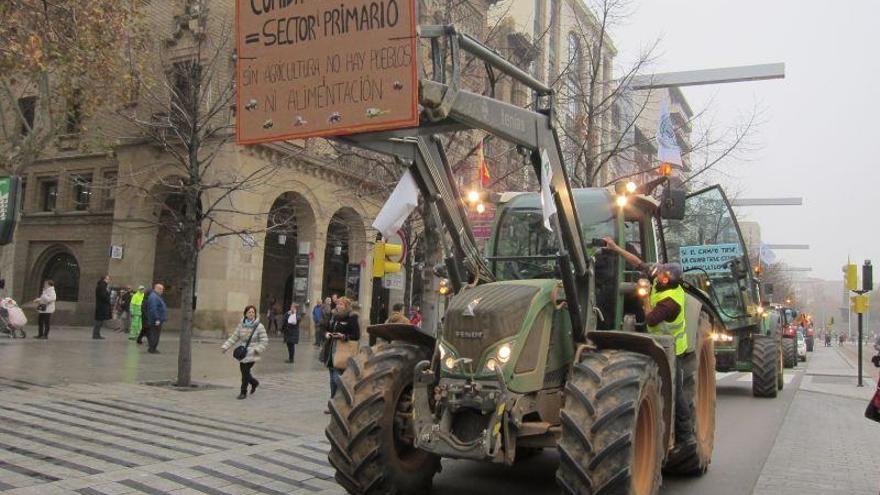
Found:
736,372 -> 796,384
716,372 -> 737,381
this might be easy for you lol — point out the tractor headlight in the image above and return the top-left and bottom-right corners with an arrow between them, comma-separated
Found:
497,343 -> 513,363
710,332 -> 733,343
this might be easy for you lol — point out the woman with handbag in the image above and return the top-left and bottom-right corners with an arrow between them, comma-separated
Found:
33,280 -> 56,339
222,305 -> 268,400
322,297 -> 360,412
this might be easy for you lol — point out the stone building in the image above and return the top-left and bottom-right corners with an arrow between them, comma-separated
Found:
2,0 -> 396,334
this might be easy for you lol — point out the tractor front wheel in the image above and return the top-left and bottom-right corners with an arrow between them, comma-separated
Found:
557,350 -> 665,495
325,343 -> 440,495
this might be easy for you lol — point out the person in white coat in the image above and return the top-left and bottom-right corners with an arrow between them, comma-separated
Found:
33,280 -> 57,339
221,305 -> 268,400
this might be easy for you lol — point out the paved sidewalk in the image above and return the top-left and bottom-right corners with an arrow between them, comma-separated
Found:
753,344 -> 880,495
0,329 -> 345,495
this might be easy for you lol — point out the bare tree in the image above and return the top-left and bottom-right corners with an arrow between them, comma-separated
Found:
115,15 -> 292,386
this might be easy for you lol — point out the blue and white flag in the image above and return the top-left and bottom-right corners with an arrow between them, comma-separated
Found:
657,101 -> 683,166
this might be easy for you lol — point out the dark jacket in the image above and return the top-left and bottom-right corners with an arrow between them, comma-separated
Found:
94,280 -> 112,321
330,312 -> 360,341
282,311 -> 303,344
146,291 -> 168,325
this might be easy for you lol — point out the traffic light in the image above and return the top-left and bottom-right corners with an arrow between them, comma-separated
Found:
372,240 -> 403,278
863,260 -> 873,292
846,263 -> 859,291
852,295 -> 869,314
439,278 -> 450,295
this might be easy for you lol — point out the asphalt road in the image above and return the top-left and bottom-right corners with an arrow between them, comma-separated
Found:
430,369 -> 803,495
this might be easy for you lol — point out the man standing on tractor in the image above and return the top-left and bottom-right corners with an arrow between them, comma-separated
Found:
603,237 -> 690,446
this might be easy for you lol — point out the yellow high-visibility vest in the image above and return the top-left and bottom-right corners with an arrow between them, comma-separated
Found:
648,282 -> 687,356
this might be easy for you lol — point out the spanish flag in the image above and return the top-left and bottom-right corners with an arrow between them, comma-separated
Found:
477,139 -> 491,187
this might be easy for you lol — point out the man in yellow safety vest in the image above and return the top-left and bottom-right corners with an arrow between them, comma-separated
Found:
603,237 -> 690,443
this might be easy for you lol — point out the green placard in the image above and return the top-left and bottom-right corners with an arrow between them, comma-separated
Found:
0,176 -> 21,246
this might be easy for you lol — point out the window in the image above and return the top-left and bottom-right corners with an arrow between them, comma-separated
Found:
65,89 -> 83,134
170,60 -> 201,127
18,96 -> 37,135
548,0 -> 559,78
72,174 -> 92,211
41,252 -> 80,301
102,172 -> 117,211
40,179 -> 58,212
565,32 -> 581,120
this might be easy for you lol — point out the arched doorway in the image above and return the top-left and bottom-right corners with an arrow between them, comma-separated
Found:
322,208 -> 367,302
259,192 -> 316,316
39,249 -> 80,301
152,189 -> 188,308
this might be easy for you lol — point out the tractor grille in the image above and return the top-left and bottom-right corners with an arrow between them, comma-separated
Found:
443,284 -> 540,362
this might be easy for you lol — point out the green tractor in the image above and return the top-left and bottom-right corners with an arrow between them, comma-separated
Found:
324,25 -> 731,494
659,186 -> 783,398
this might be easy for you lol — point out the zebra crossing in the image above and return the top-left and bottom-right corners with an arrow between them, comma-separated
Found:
0,374 -> 344,495
716,370 -> 799,384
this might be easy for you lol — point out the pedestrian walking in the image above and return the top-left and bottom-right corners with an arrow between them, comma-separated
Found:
129,286 -> 145,340
92,275 -> 112,339
265,295 -> 280,336
145,283 -> 167,354
317,297 -> 332,347
386,303 -> 411,324
409,305 -> 423,328
221,305 -> 268,400
322,296 -> 360,413
33,279 -> 56,339
311,300 -> 323,346
116,286 -> 133,333
137,287 -> 151,344
282,303 -> 303,364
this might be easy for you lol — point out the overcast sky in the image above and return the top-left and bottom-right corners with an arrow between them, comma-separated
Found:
614,0 -> 879,281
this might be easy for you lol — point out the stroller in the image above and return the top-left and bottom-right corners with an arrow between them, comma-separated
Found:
0,298 -> 27,339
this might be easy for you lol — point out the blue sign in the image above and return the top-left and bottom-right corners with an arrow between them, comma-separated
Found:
680,243 -> 742,273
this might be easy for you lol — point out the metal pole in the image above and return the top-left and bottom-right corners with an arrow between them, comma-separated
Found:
859,311 -> 864,387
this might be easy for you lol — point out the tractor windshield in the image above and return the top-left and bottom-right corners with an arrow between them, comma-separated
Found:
492,191 -> 615,281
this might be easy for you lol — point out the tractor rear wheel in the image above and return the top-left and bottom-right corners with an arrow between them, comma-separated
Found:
752,336 -> 779,398
664,311 -> 716,475
325,343 -> 440,495
777,344 -> 784,391
556,350 -> 664,495
782,338 -> 797,368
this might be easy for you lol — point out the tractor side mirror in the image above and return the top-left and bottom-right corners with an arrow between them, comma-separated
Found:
660,187 -> 686,220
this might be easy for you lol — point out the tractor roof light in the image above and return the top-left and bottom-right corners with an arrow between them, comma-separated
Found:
476,202 -> 486,214
467,190 -> 480,204
625,181 -> 638,194
659,163 -> 673,176
615,195 -> 628,208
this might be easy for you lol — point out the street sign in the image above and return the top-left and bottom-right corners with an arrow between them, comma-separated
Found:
680,243 -> 742,273
383,272 -> 404,290
235,0 -> 419,144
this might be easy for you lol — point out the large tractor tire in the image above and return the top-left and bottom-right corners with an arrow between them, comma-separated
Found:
664,311 -> 716,475
557,350 -> 665,495
777,343 -> 784,391
325,342 -> 440,495
752,336 -> 779,398
782,338 -> 797,369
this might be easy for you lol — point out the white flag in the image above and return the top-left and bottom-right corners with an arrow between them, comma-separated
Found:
540,149 -> 557,232
657,101 -> 683,167
760,243 -> 777,265
372,169 -> 419,239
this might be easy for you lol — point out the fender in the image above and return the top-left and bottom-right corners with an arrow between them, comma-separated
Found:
367,323 -> 436,351
586,331 -> 674,451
